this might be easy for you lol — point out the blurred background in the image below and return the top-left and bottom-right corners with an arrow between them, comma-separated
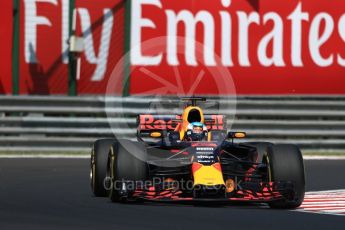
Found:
1,0 -> 345,155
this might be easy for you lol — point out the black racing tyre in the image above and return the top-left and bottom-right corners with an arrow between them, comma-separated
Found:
245,142 -> 274,163
266,144 -> 305,209
90,138 -> 117,197
108,140 -> 148,202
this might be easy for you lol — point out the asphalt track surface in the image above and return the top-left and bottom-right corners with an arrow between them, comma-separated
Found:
0,158 -> 344,230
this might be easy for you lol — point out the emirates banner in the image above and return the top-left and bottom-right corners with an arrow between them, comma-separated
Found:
129,0 -> 345,95
1,0 -> 345,95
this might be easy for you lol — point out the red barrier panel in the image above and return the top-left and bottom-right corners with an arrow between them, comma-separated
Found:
0,0 -> 13,94
19,0 -> 67,94
75,0 -> 125,94
129,0 -> 345,95
17,0 -> 124,95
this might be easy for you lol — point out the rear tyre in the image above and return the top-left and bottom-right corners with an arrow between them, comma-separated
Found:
90,139 -> 117,197
266,144 -> 305,209
108,140 -> 148,202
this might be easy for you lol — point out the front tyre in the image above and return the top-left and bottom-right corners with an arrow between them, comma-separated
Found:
90,139 -> 117,197
266,144 -> 305,209
108,140 -> 148,202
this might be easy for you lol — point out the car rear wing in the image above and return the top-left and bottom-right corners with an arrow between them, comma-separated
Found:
137,114 -> 226,137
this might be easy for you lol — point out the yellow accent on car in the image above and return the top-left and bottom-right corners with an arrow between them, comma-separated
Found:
150,132 -> 162,138
207,132 -> 212,141
234,132 -> 246,138
193,165 -> 225,186
179,106 -> 205,140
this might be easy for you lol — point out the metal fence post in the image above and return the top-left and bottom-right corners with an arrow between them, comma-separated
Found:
68,0 -> 77,96
12,0 -> 20,95
122,0 -> 131,97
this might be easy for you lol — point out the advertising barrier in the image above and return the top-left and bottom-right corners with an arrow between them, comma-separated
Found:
1,0 -> 345,95
129,0 -> 345,95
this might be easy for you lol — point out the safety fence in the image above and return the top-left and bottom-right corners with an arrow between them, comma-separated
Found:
0,95 -> 344,152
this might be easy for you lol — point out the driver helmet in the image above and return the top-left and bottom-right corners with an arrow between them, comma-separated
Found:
185,122 -> 208,141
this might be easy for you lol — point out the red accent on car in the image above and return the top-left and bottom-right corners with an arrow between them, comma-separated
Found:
192,162 -> 203,173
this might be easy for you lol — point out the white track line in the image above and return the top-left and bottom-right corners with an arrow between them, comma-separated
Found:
302,207 -> 345,211
295,189 -> 345,216
305,189 -> 345,194
303,156 -> 345,160
304,199 -> 345,202
301,203 -> 345,207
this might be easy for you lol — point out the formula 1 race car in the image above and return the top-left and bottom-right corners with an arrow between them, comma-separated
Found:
90,97 -> 305,208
